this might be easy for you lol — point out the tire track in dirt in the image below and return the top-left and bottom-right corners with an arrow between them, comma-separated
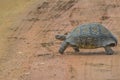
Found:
4,0 -> 120,80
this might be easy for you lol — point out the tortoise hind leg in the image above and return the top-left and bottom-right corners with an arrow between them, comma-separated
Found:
59,41 -> 69,54
104,46 -> 114,55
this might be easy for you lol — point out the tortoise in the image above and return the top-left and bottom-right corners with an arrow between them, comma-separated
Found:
55,23 -> 117,55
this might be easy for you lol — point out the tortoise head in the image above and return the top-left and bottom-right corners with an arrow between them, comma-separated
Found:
55,34 -> 66,41
55,33 -> 68,41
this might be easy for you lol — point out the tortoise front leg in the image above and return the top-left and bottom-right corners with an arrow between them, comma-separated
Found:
59,41 -> 69,54
104,46 -> 114,55
71,45 -> 79,53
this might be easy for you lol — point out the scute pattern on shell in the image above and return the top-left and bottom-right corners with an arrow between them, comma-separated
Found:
66,23 -> 116,49
78,23 -> 111,36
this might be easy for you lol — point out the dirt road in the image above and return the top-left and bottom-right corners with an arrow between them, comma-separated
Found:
0,0 -> 120,80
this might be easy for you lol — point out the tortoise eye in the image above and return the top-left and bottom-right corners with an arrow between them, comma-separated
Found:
64,32 -> 69,35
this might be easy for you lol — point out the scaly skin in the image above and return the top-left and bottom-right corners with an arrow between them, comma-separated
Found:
59,41 -> 69,54
104,46 -> 114,55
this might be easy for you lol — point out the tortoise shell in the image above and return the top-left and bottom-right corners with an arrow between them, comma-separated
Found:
65,23 -> 117,48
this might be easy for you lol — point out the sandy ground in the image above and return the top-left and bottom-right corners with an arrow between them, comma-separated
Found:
0,0 -> 120,80
0,0 -> 39,60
